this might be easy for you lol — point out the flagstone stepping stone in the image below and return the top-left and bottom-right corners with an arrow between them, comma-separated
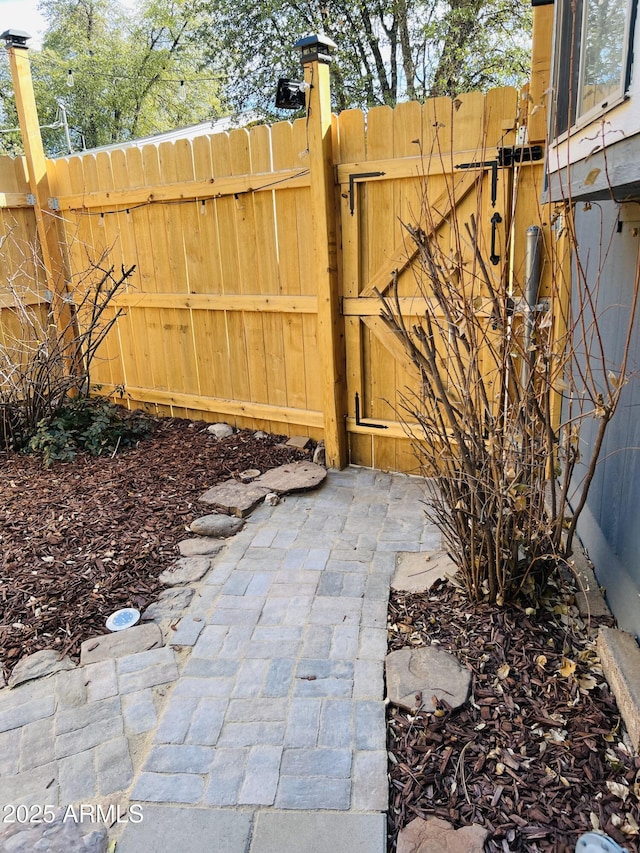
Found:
391,551 -> 455,594
8,649 -> 76,688
253,461 -> 327,494
397,817 -> 488,853
178,538 -> 223,557
0,809 -> 108,853
207,422 -> 234,438
199,480 -> 271,518
141,588 -> 195,622
385,646 -> 471,711
286,435 -> 311,449
159,556 -> 211,586
80,623 -> 163,665
189,513 -> 245,537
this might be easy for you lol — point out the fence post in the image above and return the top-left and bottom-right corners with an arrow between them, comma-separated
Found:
295,35 -> 347,468
2,30 -> 76,350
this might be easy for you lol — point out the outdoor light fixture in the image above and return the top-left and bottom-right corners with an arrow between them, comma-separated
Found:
66,70 -> 74,88
275,78 -> 307,110
0,29 -> 31,50
178,80 -> 186,101
293,34 -> 337,65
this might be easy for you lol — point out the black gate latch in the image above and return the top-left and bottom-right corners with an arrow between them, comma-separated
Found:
497,145 -> 544,167
455,144 -> 544,207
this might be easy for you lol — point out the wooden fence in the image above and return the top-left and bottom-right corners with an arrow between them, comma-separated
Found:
0,65 -> 554,471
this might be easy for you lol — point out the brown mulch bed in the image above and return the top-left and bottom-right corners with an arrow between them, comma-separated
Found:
387,577 -> 640,853
0,417 -> 307,680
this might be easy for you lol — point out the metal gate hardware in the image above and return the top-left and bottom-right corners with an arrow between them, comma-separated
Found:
455,145 -> 544,208
348,171 -> 386,215
490,212 -> 503,265
354,392 -> 388,429
497,145 -> 544,167
455,159 -> 499,207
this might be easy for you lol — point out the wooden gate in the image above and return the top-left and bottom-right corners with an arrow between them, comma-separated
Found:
335,88 -> 536,472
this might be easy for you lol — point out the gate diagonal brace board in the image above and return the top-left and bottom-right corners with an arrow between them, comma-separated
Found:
359,172 -> 483,300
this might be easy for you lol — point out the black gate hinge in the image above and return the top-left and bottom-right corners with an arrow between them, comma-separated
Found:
354,392 -> 388,429
349,171 -> 386,215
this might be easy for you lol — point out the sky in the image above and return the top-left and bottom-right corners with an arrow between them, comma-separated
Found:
0,0 -> 47,47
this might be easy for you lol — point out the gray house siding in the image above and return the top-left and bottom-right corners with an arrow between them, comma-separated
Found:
570,202 -> 640,637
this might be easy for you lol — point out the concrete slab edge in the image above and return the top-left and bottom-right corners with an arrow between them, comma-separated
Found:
597,626 -> 640,752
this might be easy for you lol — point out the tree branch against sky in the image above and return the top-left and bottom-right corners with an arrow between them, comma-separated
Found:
0,0 -> 531,152
194,0 -> 532,114
0,0 -> 222,154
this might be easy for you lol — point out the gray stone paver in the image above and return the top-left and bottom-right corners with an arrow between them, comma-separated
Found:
0,467 -> 436,853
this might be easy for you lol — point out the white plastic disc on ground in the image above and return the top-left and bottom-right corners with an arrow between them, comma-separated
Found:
106,608 -> 140,632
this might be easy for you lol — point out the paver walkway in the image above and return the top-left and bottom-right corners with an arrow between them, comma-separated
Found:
0,467 -> 439,852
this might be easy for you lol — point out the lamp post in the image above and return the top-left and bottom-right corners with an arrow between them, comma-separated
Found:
293,34 -> 347,469
1,30 -> 78,370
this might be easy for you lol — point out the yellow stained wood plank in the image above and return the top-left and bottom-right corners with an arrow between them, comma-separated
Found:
174,138 -> 204,296
102,386 -> 323,428
119,147 -> 160,400
190,136 -> 232,402
335,147 -> 504,185
210,133 -> 248,403
112,292 -> 317,312
0,193 -> 32,208
271,122 -> 301,296
192,136 -> 223,295
158,140 -> 189,295
250,124 -> 279,296
348,432 -> 373,467
115,291 -> 318,314
362,173 -> 483,299
94,150 -> 139,391
210,132 -> 239,297
55,168 -> 311,211
338,110 -> 367,430
0,292 -> 48,309
529,4 -> 554,143
338,109 -> 366,300
282,313 -> 308,410
365,105 -> 396,473
362,316 -> 418,376
302,314 -> 321,412
452,91 -> 490,159
121,148 -> 154,292
291,117 -> 315,297
138,146 -> 172,391
346,419 -> 426,439
228,128 -> 269,417
171,306 -> 200,396
485,87 -> 519,148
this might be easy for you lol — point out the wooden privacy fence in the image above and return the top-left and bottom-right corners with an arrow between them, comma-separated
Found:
0,48 -> 555,472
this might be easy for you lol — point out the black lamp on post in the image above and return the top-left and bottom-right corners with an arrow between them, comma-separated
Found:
1,30 -> 31,50
275,33 -> 336,110
293,34 -> 336,66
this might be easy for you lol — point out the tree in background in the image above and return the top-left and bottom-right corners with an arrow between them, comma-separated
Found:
0,0 -> 221,154
0,0 -> 531,151
194,0 -> 532,113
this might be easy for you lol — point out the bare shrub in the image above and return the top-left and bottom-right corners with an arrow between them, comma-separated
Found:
0,231 -> 135,451
378,161 -> 639,604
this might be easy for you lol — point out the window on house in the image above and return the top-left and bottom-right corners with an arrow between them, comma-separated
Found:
551,0 -> 636,138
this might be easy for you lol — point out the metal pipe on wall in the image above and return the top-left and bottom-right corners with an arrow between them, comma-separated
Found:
522,225 -> 543,389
